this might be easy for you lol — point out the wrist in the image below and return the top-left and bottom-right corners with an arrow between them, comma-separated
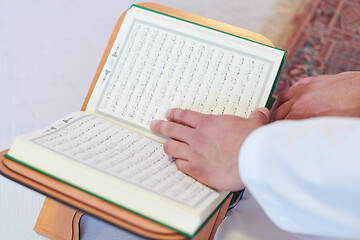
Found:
237,124 -> 267,188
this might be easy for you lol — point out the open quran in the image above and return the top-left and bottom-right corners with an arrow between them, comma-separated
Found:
4,4 -> 286,237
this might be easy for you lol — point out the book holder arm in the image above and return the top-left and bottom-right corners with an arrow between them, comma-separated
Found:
34,198 -> 84,240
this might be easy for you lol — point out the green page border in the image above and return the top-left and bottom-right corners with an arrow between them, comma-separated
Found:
266,51 -> 287,109
132,4 -> 287,109
4,153 -> 231,238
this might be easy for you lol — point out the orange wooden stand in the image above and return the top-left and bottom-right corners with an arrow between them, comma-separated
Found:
1,2 -> 274,239
0,150 -> 232,239
32,198 -> 231,240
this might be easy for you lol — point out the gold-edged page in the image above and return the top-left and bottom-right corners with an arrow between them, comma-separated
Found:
7,111 -> 226,234
86,6 -> 285,142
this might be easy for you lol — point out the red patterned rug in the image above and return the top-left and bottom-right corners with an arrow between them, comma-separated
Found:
275,0 -> 360,96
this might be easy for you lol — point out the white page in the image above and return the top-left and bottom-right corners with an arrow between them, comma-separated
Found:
87,6 -> 285,140
16,111 -> 219,209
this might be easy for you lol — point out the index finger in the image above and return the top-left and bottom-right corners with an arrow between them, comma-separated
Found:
150,120 -> 193,143
166,108 -> 205,128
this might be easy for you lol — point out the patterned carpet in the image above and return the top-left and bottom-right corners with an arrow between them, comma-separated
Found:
275,0 -> 360,96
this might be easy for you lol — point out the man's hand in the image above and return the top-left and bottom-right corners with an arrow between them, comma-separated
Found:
150,107 -> 269,191
270,71 -> 360,122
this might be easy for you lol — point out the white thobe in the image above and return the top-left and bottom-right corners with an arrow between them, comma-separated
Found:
237,117 -> 360,239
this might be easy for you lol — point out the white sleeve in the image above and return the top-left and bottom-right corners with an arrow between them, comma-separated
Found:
239,117 -> 360,239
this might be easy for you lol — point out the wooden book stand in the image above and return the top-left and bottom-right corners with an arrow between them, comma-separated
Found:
0,2 -> 274,239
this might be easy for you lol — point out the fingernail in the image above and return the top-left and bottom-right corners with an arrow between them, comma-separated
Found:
166,109 -> 173,120
150,121 -> 157,132
258,107 -> 269,116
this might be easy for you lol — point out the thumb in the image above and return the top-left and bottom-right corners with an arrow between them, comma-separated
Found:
249,107 -> 270,124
